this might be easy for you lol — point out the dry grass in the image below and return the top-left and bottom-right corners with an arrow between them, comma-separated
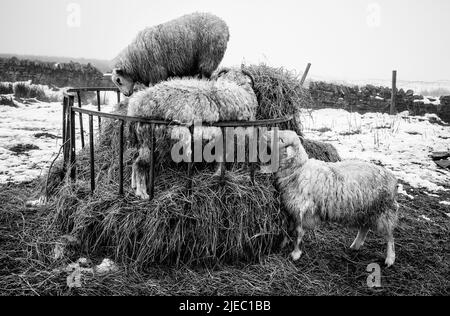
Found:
1,180 -> 448,295
0,95 -> 16,107
0,82 -> 13,95
242,64 -> 315,135
13,82 -> 48,101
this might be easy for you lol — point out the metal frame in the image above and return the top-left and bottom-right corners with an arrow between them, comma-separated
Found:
62,87 -> 293,200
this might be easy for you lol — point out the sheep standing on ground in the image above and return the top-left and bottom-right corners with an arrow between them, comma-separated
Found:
112,12 -> 230,96
128,77 -> 258,199
264,130 -> 399,267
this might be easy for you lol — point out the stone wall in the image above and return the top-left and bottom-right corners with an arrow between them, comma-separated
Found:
0,57 -> 109,88
309,81 -> 450,123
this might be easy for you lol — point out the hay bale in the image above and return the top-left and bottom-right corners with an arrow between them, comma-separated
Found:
215,64 -> 315,134
49,120 -> 283,267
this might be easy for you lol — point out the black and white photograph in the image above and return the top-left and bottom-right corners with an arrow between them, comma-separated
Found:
0,0 -> 449,300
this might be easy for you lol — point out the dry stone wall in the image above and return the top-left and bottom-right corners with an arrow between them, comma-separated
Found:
309,81 -> 450,123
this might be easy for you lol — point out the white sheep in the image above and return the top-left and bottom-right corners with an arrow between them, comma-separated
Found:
264,130 -> 399,267
128,77 -> 258,199
112,12 -> 230,96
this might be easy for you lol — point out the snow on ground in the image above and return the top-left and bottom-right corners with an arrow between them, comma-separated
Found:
0,99 -> 114,183
301,108 -> 450,194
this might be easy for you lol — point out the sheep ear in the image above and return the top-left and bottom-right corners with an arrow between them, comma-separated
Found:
113,68 -> 124,76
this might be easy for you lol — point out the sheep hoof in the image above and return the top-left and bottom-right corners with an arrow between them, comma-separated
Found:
290,250 -> 302,261
349,242 -> 362,250
135,189 -> 150,200
385,256 -> 395,267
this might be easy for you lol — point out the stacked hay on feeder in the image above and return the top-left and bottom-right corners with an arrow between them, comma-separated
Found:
46,63 -> 340,268
213,64 -> 341,163
214,64 -> 314,135
51,123 -> 283,267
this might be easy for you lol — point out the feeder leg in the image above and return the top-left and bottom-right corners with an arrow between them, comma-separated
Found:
69,96 -> 76,181
77,91 -> 85,148
119,120 -> 124,195
89,114 -> 95,193
147,123 -> 156,200
187,125 -> 195,196
97,91 -> 101,130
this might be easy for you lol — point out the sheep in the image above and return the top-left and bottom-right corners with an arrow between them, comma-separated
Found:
112,12 -> 230,96
128,77 -> 258,199
264,130 -> 399,267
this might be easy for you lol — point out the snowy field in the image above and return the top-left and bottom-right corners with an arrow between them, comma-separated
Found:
301,109 -> 450,195
0,99 -> 114,183
1,101 -> 450,201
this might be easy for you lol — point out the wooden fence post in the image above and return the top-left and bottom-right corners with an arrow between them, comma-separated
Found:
391,70 -> 397,115
300,63 -> 312,86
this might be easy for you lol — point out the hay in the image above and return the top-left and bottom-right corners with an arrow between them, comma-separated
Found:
302,138 -> 341,162
47,117 -> 284,268
241,63 -> 314,134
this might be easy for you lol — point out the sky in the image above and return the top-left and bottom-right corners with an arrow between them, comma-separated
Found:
0,0 -> 449,81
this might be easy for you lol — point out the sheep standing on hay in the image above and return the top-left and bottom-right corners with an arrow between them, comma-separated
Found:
127,77 -> 258,199
112,12 -> 230,96
264,130 -> 399,267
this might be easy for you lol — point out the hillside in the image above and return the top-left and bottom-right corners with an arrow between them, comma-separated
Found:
0,53 -> 112,74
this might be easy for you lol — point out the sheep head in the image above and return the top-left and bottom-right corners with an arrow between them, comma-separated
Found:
214,68 -> 255,94
112,68 -> 135,97
264,130 -> 309,168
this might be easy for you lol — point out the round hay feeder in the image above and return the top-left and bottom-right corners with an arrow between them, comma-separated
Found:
49,87 -> 295,268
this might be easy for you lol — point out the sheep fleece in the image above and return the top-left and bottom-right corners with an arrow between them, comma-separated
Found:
279,159 -> 398,228
114,12 -> 230,85
127,78 -> 258,123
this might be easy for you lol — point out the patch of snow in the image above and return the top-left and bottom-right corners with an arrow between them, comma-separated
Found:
0,101 -> 114,184
440,201 -> 450,206
94,258 -> 118,275
398,184 -> 414,199
302,108 -> 450,192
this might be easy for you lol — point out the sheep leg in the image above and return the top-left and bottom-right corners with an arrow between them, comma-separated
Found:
281,217 -> 295,249
213,162 -> 225,177
291,225 -> 305,261
376,207 -> 397,267
280,237 -> 290,249
133,147 -> 151,200
385,233 -> 396,267
350,227 -> 370,250
131,164 -> 137,189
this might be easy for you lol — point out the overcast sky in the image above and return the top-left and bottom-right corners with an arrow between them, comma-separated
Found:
1,0 -> 449,81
